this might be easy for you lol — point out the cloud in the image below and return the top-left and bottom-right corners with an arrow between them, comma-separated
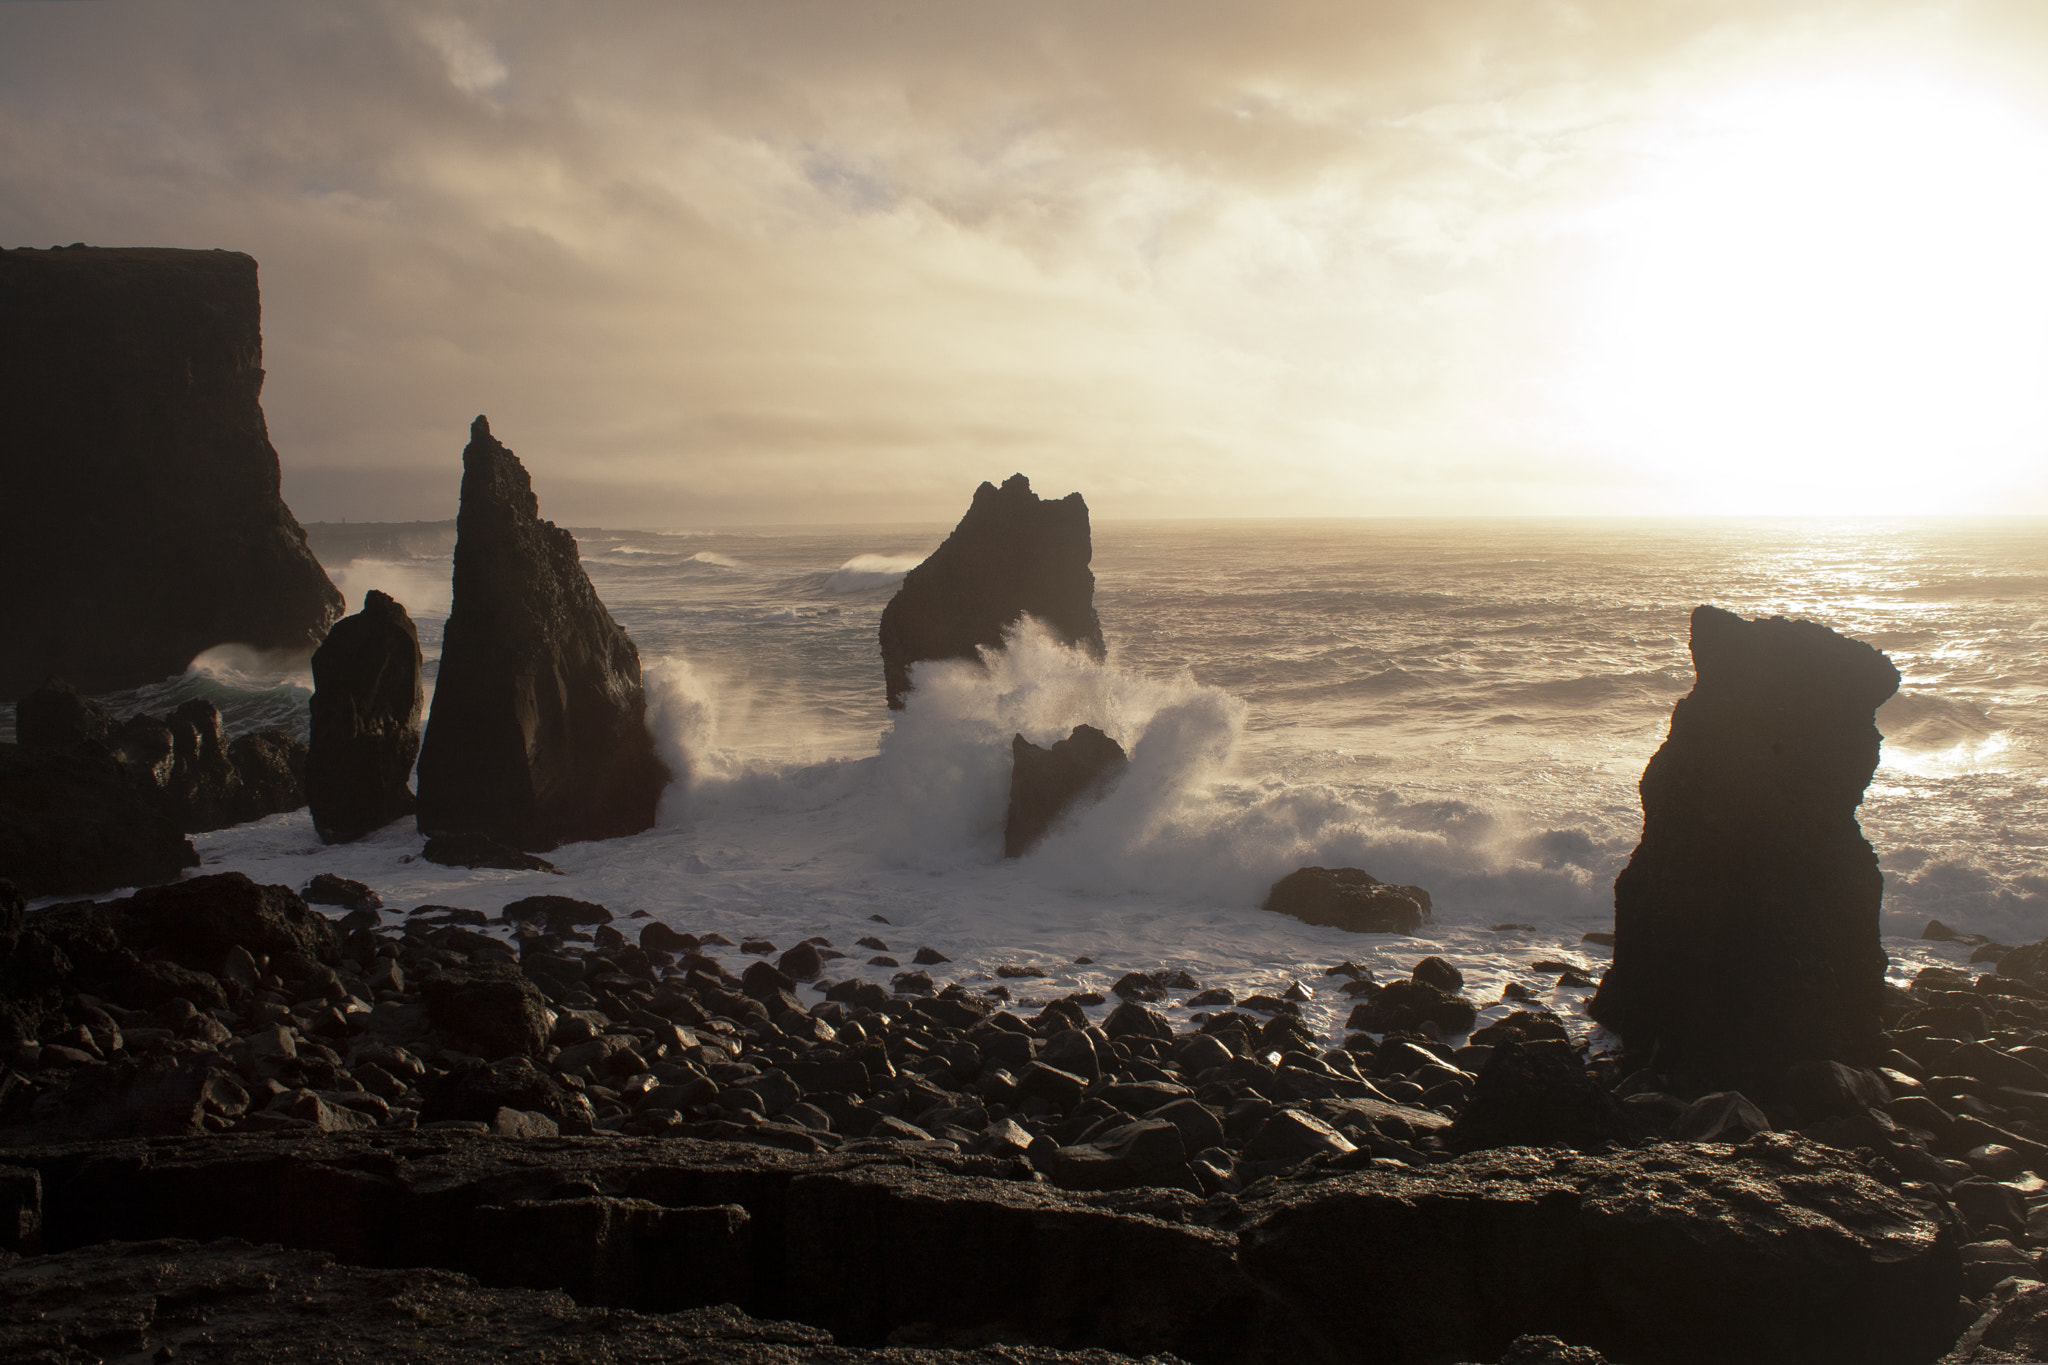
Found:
1,0 -> 2042,523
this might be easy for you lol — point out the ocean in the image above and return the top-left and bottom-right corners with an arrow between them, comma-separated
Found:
13,515 -> 2046,1048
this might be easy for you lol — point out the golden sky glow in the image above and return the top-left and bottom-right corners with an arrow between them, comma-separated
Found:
4,2 -> 2047,523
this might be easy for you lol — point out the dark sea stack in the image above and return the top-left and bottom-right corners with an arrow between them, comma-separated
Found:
306,589 -> 424,843
878,473 -> 1105,710
1005,724 -> 1128,857
0,246 -> 343,699
414,417 -> 669,850
1589,605 -> 1901,1089
1263,866 -> 1432,935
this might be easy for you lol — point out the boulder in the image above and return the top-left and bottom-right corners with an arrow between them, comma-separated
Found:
421,833 -> 559,874
1263,866 -> 1431,935
1589,606 -> 1900,1090
1446,1040 -> 1634,1154
1004,724 -> 1128,856
158,699 -> 307,832
12,676 -> 113,748
414,417 -> 669,850
878,472 -> 1105,710
118,872 -> 343,978
419,962 -> 552,1060
0,246 -> 343,699
307,589 -> 424,843
0,742 -> 198,897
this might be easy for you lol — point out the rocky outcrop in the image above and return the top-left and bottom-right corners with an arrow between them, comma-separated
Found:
1589,606 -> 1900,1090
0,246 -> 343,699
878,474 -> 1104,710
1262,866 -> 1431,935
0,745 -> 198,899
4,682 -> 306,885
414,417 -> 669,851
0,1131 -> 1961,1365
1004,725 -> 1127,857
306,590 -> 424,843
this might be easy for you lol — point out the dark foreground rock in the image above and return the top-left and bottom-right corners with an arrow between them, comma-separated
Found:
1263,866 -> 1432,935
878,473 -> 1105,710
414,417 -> 669,851
1005,724 -> 1128,856
307,589 -> 425,843
0,246 -> 343,699
1590,606 -> 1901,1091
0,1130 -> 1961,1365
0,1237 -> 1159,1365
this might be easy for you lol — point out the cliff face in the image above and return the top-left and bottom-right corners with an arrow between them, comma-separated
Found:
0,246 -> 343,698
1588,605 -> 1900,1089
878,474 -> 1104,710
414,417 -> 669,851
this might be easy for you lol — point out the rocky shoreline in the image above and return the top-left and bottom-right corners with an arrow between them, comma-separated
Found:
9,865 -> 2048,1363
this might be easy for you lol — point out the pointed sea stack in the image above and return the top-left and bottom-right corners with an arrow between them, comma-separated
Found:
306,590 -> 424,843
879,474 -> 1104,709
414,417 -> 669,851
1589,605 -> 1900,1089
1005,724 -> 1127,856
0,247 -> 343,698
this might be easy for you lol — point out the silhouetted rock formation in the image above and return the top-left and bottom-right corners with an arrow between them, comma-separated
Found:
0,744 -> 198,898
1589,605 -> 1900,1089
2,679 -> 306,897
878,474 -> 1104,709
306,590 -> 424,843
1004,724 -> 1127,856
0,246 -> 343,699
1262,866 -> 1432,935
415,417 -> 669,850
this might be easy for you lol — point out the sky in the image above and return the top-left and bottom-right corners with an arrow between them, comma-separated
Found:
5,1 -> 2048,525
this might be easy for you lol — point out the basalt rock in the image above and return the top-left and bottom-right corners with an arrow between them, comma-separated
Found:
306,589 -> 424,843
1004,724 -> 1128,857
0,743 -> 198,898
414,417 -> 669,851
1589,606 -> 1900,1090
878,473 -> 1104,710
0,246 -> 343,699
1263,866 -> 1432,936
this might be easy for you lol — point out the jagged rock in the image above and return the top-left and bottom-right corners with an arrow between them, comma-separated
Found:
415,417 -> 669,850
12,677 -> 113,748
307,589 -> 424,843
878,473 -> 1105,710
1589,606 -> 1900,1090
302,873 -> 380,912
152,699 -> 309,832
0,246 -> 343,698
1262,866 -> 1432,935
119,872 -> 342,979
1004,724 -> 1127,856
0,743 -> 198,898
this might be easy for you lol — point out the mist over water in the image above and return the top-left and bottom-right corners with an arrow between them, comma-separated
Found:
10,517 -> 2043,1042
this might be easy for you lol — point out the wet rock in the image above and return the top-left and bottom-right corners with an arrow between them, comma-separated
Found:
422,1056 -> 587,1131
1246,1109 -> 1356,1165
303,873 -> 380,912
1412,956 -> 1464,993
422,833 -> 559,874
307,589 -> 424,843
1347,979 -> 1478,1037
1004,725 -> 1128,857
1590,606 -> 1899,1089
0,742 -> 198,897
415,416 -> 669,850
878,472 -> 1105,710
0,246 -> 343,698
1672,1091 -> 1774,1142
501,894 -> 612,934
778,941 -> 825,981
157,699 -> 308,831
1262,866 -> 1432,935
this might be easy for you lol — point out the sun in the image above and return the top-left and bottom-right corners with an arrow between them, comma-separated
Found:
1567,73 -> 2048,514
